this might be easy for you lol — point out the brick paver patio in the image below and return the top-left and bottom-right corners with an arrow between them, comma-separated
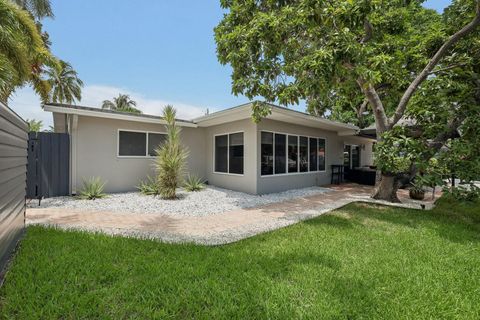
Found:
26,184 -> 438,245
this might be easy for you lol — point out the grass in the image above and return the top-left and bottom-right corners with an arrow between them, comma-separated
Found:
0,196 -> 479,319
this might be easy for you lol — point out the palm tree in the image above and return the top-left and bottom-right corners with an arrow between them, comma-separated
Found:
26,118 -> 42,132
101,94 -> 142,114
0,0 -> 54,103
12,0 -> 53,19
45,60 -> 83,104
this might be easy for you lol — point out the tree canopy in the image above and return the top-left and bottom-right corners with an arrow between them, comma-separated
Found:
215,0 -> 480,201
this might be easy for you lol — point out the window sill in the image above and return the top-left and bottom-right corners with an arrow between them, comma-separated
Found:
213,171 -> 244,177
260,171 -> 327,178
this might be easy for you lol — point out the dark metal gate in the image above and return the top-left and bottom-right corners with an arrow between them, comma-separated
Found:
27,132 -> 70,199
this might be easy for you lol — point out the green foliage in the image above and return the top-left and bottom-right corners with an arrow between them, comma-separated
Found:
2,199 -> 480,318
0,0 -> 54,102
215,0 -> 445,122
183,174 -> 205,192
45,60 -> 83,104
373,128 -> 421,174
13,0 -> 53,19
26,118 -> 42,132
136,176 -> 160,196
155,105 -> 188,199
446,185 -> 480,202
102,94 -> 142,114
78,177 -> 107,200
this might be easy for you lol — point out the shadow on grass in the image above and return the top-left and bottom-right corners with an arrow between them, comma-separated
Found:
317,199 -> 480,244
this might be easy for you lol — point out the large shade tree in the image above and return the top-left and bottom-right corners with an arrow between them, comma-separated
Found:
215,0 -> 480,202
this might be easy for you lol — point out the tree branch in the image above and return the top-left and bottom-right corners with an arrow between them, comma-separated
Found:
390,1 -> 480,127
360,20 -> 373,44
428,63 -> 468,75
358,79 -> 389,134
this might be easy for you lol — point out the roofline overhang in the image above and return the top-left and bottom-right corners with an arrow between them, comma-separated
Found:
43,104 -> 198,128
193,102 -> 360,133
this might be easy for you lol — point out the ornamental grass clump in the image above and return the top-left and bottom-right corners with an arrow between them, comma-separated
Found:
155,105 -> 188,199
79,177 -> 106,200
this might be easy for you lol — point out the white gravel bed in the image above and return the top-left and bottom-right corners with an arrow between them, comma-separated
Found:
28,186 -> 332,216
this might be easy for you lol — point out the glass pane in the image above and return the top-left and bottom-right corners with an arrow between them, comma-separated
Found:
299,136 -> 308,172
229,133 -> 244,174
318,139 -> 326,171
274,134 -> 286,174
343,145 -> 351,168
215,135 -> 228,173
148,133 -> 167,156
118,131 -> 146,156
288,135 -> 298,173
261,132 -> 273,175
309,138 -> 318,171
352,145 -> 360,168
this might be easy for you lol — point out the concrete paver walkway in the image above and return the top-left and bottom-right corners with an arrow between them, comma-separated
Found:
26,184 -> 438,245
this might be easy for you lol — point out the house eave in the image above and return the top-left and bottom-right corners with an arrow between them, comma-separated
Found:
43,104 -> 198,128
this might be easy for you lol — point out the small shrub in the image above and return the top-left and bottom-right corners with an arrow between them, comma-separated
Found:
445,184 -> 480,202
79,177 -> 106,200
184,175 -> 205,192
137,176 -> 161,196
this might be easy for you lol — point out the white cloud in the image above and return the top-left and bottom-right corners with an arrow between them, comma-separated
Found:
8,85 -> 212,129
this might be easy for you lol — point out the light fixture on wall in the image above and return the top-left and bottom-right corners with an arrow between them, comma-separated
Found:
361,144 -> 366,150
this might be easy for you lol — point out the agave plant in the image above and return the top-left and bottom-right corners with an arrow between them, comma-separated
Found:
78,177 -> 107,200
184,174 -> 205,192
137,175 -> 160,196
155,105 -> 188,199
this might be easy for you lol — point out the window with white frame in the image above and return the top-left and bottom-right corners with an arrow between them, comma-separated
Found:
261,131 -> 326,176
214,132 -> 244,174
118,130 -> 167,157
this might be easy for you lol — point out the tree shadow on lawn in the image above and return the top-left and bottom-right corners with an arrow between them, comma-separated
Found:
311,200 -> 480,245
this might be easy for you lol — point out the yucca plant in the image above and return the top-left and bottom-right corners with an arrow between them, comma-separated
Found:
155,105 -> 188,199
78,177 -> 107,200
137,175 -> 161,196
184,174 -> 205,192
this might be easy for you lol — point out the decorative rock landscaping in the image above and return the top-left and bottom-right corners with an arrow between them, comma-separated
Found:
28,186 -> 332,216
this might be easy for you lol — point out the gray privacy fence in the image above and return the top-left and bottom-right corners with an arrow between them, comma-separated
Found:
0,101 -> 27,276
27,132 -> 70,200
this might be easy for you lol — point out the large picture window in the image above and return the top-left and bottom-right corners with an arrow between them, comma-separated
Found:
214,132 -> 244,175
274,134 -> 286,174
229,133 -> 244,174
148,133 -> 167,156
309,137 -> 318,171
288,135 -> 298,173
261,132 -> 273,175
118,130 -> 166,157
261,131 -> 326,176
299,136 -> 309,172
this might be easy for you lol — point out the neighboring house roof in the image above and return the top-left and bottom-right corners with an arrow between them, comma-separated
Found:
44,101 -> 360,134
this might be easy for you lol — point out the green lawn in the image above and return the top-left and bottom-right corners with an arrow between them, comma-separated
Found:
1,197 -> 479,319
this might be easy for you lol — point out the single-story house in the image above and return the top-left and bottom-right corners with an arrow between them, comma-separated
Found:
44,102 -> 376,195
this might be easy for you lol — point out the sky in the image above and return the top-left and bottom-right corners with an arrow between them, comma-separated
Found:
10,0 -> 451,128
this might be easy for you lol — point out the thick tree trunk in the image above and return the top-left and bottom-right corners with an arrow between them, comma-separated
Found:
372,174 -> 401,203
